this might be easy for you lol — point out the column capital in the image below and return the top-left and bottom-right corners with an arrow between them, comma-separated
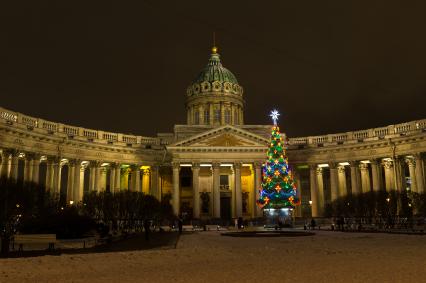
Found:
382,159 -> 393,169
329,162 -> 338,169
413,153 -> 423,161
172,162 -> 180,170
233,162 -> 242,169
405,157 -> 415,167
254,161 -> 263,169
212,162 -> 221,169
337,165 -> 346,173
359,162 -> 369,170
1,148 -> 16,156
111,162 -> 121,169
131,164 -> 141,171
192,162 -> 200,169
91,160 -> 102,167
316,166 -> 323,175
349,160 -> 360,167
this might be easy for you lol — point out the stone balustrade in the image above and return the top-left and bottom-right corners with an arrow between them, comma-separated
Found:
0,106 -> 160,146
4,106 -> 424,149
287,119 -> 426,147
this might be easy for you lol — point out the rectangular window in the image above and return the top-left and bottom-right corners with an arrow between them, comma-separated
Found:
234,110 -> 239,124
220,175 -> 229,190
225,109 -> 231,124
204,110 -> 210,124
214,109 -> 221,123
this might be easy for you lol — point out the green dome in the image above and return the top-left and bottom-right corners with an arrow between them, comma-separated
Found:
192,52 -> 238,84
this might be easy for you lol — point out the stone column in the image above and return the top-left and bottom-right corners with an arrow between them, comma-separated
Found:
114,164 -> 121,192
198,105 -> 204,125
350,161 -> 361,195
132,165 -> 141,192
45,158 -> 54,192
359,163 -> 371,193
150,165 -> 159,199
109,165 -> 116,193
293,168 -> 302,217
73,160 -> 82,202
253,162 -> 262,218
31,156 -> 41,184
93,162 -> 101,192
383,159 -> 394,191
23,157 -> 32,183
309,165 -> 319,217
212,162 -> 221,218
141,168 -> 149,194
89,164 -> 95,192
52,158 -> 61,194
406,158 -> 417,193
337,165 -> 347,197
220,103 -> 225,125
370,159 -> 381,191
0,150 -> 10,178
234,162 -> 242,218
329,162 -> 339,201
67,161 -> 75,202
209,103 -> 214,126
239,108 -> 244,125
192,163 -> 200,219
414,154 -> 425,194
394,157 -> 406,191
316,167 -> 325,216
10,151 -> 19,182
172,162 -> 180,216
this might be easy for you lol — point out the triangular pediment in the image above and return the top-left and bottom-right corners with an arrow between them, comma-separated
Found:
168,125 -> 269,148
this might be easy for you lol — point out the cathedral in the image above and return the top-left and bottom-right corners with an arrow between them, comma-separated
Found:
0,46 -> 425,220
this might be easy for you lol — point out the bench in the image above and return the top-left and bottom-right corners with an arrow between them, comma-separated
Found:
159,226 -> 172,232
182,225 -> 194,232
14,234 -> 57,251
205,225 -> 226,231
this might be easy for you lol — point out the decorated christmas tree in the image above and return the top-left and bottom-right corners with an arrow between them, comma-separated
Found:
257,110 -> 300,210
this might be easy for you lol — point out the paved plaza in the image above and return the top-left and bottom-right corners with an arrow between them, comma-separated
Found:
1,231 -> 425,283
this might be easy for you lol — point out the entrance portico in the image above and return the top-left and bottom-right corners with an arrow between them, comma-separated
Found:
167,125 -> 270,219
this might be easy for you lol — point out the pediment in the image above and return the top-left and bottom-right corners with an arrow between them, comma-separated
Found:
168,125 -> 269,148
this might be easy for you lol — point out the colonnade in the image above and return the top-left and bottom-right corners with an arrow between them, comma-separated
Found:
308,154 -> 425,217
171,161 -> 262,219
0,148 -> 160,204
187,102 -> 244,126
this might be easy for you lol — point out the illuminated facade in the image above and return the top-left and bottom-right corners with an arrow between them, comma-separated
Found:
1,47 -> 425,219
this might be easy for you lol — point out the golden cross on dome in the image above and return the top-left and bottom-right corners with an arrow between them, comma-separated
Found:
212,32 -> 218,54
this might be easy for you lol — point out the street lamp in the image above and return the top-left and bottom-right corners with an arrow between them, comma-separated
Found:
309,200 -> 312,205
386,198 -> 390,203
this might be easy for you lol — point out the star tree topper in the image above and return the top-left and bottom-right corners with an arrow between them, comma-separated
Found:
270,109 -> 280,125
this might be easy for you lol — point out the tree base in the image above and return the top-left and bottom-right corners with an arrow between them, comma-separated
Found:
263,208 -> 294,228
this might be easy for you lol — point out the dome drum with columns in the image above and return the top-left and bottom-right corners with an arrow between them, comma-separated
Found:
1,46 -> 426,221
185,47 -> 244,126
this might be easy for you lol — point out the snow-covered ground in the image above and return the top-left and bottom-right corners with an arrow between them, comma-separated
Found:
1,231 -> 425,283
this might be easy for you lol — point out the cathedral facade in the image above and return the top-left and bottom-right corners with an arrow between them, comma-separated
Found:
1,47 -> 425,220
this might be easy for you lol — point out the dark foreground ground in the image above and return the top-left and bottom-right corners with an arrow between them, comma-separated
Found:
1,230 -> 426,283
1,232 -> 179,258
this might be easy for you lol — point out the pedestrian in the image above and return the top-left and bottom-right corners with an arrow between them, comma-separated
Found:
311,218 -> 316,230
178,217 -> 183,234
144,219 -> 150,241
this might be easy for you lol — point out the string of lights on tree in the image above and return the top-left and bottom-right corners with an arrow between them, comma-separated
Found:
256,110 -> 300,209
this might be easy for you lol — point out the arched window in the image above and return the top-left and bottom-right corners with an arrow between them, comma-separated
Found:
214,109 -> 220,123
225,109 -> 231,124
194,110 -> 200,124
204,110 -> 210,124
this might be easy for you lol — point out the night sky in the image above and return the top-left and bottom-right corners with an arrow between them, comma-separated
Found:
1,1 -> 425,137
